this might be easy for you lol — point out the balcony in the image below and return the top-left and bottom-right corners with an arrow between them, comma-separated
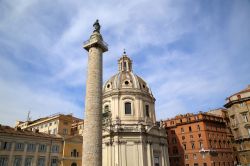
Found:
83,38 -> 108,52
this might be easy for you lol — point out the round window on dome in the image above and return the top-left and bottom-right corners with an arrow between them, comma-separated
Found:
107,84 -> 110,88
143,84 -> 146,88
125,81 -> 129,85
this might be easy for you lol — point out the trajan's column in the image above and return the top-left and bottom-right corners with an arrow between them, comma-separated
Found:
82,20 -> 108,166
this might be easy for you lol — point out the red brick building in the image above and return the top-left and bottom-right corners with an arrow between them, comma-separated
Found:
164,112 -> 235,166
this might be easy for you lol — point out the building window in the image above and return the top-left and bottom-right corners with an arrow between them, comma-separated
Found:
154,156 -> 160,166
24,157 -> 33,166
145,105 -> 150,117
185,154 -> 188,160
27,144 -> 36,152
49,122 -> 52,126
190,135 -> 193,139
104,105 -> 109,112
63,122 -> 68,125
181,127 -> 184,133
189,126 -> 192,132
15,143 -> 24,151
71,149 -> 79,157
198,133 -> 202,138
63,128 -> 68,134
242,113 -> 248,122
247,128 -> 250,136
199,142 -> 203,148
193,154 -> 197,159
230,116 -> 237,126
191,143 -> 195,149
183,144 -> 186,150
52,145 -> 59,153
53,128 -> 57,134
172,138 -> 177,144
37,157 -> 45,166
0,156 -> 8,166
123,62 -> 127,71
71,163 -> 77,166
0,142 -> 11,150
38,144 -> 46,152
125,102 -> 132,115
13,156 -> 22,166
194,163 -> 198,166
182,136 -> 185,140
197,125 -> 200,131
240,103 -> 245,107
51,158 -> 58,166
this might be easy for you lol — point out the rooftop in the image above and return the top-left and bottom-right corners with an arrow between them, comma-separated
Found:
0,124 -> 62,139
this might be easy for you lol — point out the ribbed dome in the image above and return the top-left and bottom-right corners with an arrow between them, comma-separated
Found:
103,53 -> 153,96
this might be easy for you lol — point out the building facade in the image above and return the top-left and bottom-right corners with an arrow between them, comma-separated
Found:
0,125 -> 62,166
164,112 -> 235,166
102,53 -> 170,166
15,113 -> 81,136
225,85 -> 250,165
15,114 -> 83,166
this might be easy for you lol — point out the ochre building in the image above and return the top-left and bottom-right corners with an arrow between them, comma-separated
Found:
14,113 -> 83,166
225,85 -> 250,165
0,125 -> 62,166
164,112 -> 235,166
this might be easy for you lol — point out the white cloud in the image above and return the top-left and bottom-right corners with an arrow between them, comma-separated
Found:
0,0 -> 249,125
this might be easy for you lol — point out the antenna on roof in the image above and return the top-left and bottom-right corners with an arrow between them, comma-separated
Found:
27,110 -> 31,121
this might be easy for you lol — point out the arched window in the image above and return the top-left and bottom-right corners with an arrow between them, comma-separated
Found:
71,163 -> 77,166
145,105 -> 149,117
71,149 -> 78,157
104,105 -> 109,112
123,62 -> 127,71
125,102 -> 131,115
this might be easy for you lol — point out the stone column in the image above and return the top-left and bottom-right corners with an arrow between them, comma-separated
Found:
82,20 -> 108,166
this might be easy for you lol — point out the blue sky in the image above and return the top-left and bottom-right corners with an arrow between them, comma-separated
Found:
0,0 -> 249,126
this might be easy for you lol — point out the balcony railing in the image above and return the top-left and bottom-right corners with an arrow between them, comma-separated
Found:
83,39 -> 108,48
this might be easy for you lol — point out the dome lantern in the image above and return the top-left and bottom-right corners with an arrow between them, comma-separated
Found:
118,50 -> 132,72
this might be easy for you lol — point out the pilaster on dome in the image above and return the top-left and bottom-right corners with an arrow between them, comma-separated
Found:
118,50 -> 132,72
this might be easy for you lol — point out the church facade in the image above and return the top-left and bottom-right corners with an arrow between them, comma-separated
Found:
102,52 -> 170,166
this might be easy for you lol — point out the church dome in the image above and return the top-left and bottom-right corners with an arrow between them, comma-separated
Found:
103,52 -> 153,98
102,51 -> 156,125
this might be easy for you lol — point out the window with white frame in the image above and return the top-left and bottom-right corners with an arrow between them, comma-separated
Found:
13,156 -> 22,166
37,157 -> 45,166
0,156 -> 8,166
242,113 -> 248,122
193,154 -> 197,159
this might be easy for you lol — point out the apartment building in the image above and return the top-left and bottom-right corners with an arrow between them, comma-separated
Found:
14,113 -> 83,166
225,85 -> 250,165
165,112 -> 235,166
0,125 -> 62,166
